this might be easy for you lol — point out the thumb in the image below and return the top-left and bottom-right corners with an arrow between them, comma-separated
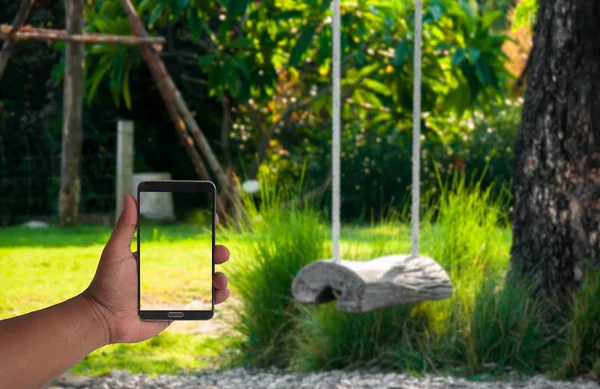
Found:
105,194 -> 138,254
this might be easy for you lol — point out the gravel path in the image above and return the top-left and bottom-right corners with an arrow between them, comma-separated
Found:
46,369 -> 600,389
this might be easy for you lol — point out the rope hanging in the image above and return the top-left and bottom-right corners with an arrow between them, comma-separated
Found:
331,0 -> 341,262
411,0 -> 423,257
330,0 -> 423,259
292,0 -> 452,312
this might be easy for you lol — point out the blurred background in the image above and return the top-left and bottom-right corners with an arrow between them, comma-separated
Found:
0,0 -> 533,225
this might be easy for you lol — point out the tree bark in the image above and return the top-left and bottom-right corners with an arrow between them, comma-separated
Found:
510,1 -> 600,308
58,0 -> 84,226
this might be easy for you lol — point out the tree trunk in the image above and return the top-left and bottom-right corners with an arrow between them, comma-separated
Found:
58,0 -> 84,226
510,1 -> 600,308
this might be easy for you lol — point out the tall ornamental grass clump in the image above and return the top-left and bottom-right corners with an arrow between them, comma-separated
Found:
228,172 -> 600,377
290,174 -> 550,374
229,174 -> 327,368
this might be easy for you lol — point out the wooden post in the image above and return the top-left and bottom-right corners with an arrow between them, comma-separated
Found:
116,120 -> 134,219
58,0 -> 84,226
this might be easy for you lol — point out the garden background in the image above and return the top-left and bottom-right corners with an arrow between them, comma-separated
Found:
4,0 -> 599,383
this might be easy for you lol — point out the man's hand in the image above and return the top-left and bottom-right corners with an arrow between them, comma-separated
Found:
83,194 -> 230,344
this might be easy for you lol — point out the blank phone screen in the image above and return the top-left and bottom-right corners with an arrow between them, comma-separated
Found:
138,190 -> 213,312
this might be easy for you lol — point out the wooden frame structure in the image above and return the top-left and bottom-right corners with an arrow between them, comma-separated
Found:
0,0 -> 240,220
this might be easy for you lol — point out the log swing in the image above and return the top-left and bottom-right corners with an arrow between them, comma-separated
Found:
291,0 -> 452,312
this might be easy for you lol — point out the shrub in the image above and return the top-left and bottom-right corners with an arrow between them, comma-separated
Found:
229,174 -> 327,368
229,172 -> 565,376
557,271 -> 600,378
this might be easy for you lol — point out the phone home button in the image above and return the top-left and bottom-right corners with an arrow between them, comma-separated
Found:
167,312 -> 184,318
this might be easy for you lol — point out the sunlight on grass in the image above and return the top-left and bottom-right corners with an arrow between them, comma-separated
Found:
140,238 -> 212,308
0,219 -> 430,376
72,332 -> 227,376
0,245 -> 102,318
0,223 -> 414,319
8,171 -> 590,379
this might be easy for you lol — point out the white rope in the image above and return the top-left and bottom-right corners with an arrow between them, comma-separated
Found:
411,0 -> 423,258
330,0 -> 422,261
331,0 -> 341,262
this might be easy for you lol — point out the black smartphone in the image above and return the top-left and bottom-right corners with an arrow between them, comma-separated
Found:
137,180 -> 215,321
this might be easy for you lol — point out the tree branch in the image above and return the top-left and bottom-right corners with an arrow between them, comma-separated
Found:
241,102 -> 267,136
116,0 -> 219,213
0,0 -> 36,81
247,67 -> 380,179
247,86 -> 332,179
180,74 -> 207,85
161,51 -> 201,61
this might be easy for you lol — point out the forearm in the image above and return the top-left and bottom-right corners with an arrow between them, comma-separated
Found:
0,294 -> 109,389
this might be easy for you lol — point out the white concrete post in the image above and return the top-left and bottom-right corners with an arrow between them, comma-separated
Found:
116,120 -> 134,220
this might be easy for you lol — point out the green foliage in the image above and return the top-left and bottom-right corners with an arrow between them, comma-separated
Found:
18,0 -> 517,222
82,4 -> 145,109
292,303 -> 432,371
557,271 -> 600,378
231,173 -> 557,375
447,274 -> 552,375
424,98 -> 522,200
423,171 -> 510,279
79,0 -> 511,183
230,175 -> 327,367
512,0 -> 538,31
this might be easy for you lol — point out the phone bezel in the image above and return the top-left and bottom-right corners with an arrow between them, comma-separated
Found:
137,180 -> 215,321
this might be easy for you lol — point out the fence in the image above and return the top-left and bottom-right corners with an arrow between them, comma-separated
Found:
0,120 -> 135,226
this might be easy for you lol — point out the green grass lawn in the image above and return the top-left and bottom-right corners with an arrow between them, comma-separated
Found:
0,223 -> 427,318
0,224 -> 245,375
0,222 -> 471,376
139,226 -> 213,308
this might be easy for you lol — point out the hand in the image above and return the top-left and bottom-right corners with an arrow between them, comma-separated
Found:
82,194 -> 230,344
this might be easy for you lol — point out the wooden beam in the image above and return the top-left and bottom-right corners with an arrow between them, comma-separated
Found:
0,24 -> 165,46
118,0 -> 236,219
112,0 -> 226,216
119,0 -> 231,193
0,0 -> 36,80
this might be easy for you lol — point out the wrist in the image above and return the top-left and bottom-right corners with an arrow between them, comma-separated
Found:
78,292 -> 113,347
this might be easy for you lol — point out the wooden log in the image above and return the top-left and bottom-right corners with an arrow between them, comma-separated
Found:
292,255 -> 452,312
0,24 -> 165,46
58,0 -> 85,226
